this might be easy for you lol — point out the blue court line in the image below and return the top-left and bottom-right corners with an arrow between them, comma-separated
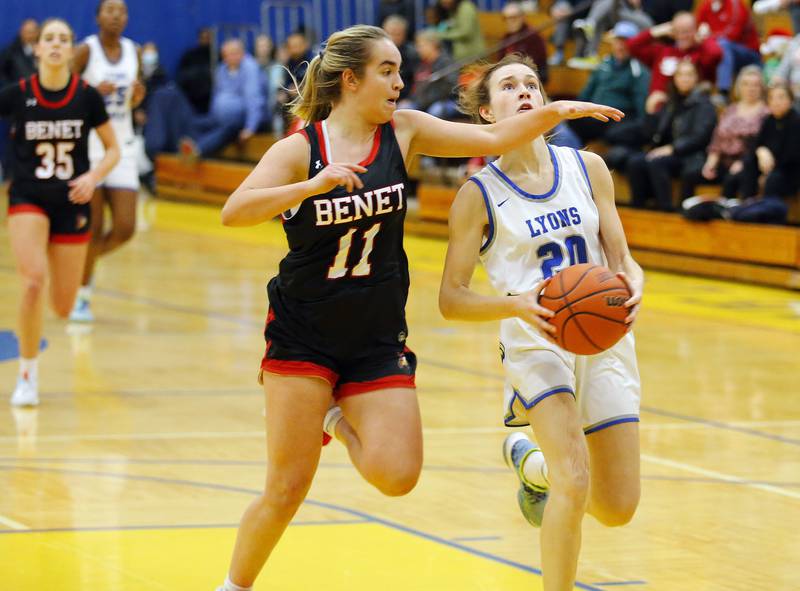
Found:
0,463 -> 606,591
450,536 -> 502,542
640,405 -> 800,447
592,582 -> 648,587
4,276 -> 796,449
0,519 -> 366,536
1,458 -> 797,489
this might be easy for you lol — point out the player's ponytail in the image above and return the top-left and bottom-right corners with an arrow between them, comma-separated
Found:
290,25 -> 390,123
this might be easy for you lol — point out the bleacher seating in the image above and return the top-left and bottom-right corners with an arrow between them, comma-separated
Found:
153,7 -> 800,289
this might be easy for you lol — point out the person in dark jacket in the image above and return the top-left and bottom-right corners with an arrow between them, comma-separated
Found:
383,15 -> 418,101
176,28 -> 213,114
404,30 -> 459,118
626,59 -> 717,210
730,82 -> 800,223
0,19 -> 38,85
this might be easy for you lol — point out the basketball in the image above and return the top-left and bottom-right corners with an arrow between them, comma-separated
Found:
538,263 -> 631,355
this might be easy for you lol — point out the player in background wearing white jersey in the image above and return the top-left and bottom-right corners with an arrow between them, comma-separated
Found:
0,18 -> 119,406
439,54 -> 644,591
70,0 -> 144,322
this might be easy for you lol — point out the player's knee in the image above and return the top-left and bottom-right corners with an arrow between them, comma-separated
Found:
112,220 -> 136,244
594,491 -> 640,527
20,270 -> 47,301
264,474 -> 314,509
376,468 -> 420,497
551,462 -> 590,503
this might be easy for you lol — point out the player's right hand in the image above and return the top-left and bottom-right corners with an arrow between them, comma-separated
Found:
551,101 -> 624,123
310,162 -> 367,194
513,278 -> 557,341
96,81 -> 117,96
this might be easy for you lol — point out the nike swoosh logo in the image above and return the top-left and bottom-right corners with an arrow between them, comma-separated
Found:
497,198 -> 510,207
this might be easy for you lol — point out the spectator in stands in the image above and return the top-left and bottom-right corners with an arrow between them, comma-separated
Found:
696,0 -> 760,102
569,21 -> 650,144
684,65 -> 767,200
145,39 -> 264,160
641,0 -> 693,25
0,19 -> 38,85
379,0 -> 417,39
177,27 -> 213,113
626,59 -> 717,211
569,0 -> 653,70
255,34 -> 282,132
549,0 -> 590,66
434,0 -> 486,62
402,30 -> 459,118
771,33 -> 800,103
276,31 -> 313,133
500,1 -> 548,83
628,12 -> 722,113
728,82 -> 800,224
383,15 -> 418,100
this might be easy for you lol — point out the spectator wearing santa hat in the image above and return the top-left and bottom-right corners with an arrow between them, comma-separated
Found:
760,28 -> 793,83
772,31 -> 800,106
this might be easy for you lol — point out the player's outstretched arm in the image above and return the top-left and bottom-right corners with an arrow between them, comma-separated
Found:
221,133 -> 366,227
582,150 -> 643,325
395,101 -> 623,161
439,181 -> 555,335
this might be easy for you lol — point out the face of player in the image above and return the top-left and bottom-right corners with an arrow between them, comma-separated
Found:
36,21 -> 73,70
97,0 -> 128,37
351,38 -> 404,123
481,63 -> 544,124
768,87 -> 792,118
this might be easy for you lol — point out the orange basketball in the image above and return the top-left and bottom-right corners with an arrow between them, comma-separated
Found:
538,263 -> 631,355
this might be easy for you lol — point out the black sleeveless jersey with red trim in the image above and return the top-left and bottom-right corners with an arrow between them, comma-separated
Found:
0,75 -> 108,200
274,120 -> 410,304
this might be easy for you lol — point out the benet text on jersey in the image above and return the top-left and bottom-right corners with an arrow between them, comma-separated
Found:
314,182 -> 405,226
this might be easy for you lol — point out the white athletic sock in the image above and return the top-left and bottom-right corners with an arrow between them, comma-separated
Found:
221,575 -> 252,591
18,357 -> 38,384
323,405 -> 343,439
77,286 -> 92,301
521,449 -> 549,489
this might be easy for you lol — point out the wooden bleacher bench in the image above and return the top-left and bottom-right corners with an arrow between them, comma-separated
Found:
416,181 -> 800,289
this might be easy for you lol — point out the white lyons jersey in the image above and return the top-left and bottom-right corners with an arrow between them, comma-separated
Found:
472,145 -> 606,343
83,34 -> 138,157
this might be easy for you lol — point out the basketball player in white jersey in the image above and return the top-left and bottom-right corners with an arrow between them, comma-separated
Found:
439,55 -> 644,591
70,0 -> 144,322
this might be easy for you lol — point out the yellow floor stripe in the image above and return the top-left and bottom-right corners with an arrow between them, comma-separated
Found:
0,524 -> 550,590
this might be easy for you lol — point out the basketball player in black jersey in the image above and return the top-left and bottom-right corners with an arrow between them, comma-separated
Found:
0,18 -> 119,407
216,25 -> 623,591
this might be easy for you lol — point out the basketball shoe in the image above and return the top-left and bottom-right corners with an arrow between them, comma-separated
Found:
69,291 -> 94,323
10,376 -> 39,407
502,432 -> 549,527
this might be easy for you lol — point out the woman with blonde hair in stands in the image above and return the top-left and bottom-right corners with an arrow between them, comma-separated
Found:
0,18 -> 119,406
215,25 -> 623,591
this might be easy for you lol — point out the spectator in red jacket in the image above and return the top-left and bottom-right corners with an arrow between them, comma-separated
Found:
696,0 -> 761,99
628,11 -> 722,112
499,1 -> 548,83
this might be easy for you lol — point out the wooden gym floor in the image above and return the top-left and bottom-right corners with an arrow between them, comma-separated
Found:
0,198 -> 798,590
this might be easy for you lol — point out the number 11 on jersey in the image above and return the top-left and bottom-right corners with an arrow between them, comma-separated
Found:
327,222 -> 382,279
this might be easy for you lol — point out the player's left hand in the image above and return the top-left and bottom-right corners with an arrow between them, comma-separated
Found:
131,80 -> 146,108
68,172 -> 99,204
616,272 -> 642,327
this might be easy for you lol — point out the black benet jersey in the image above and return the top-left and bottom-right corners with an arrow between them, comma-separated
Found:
276,120 -> 410,302
0,74 -> 108,201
